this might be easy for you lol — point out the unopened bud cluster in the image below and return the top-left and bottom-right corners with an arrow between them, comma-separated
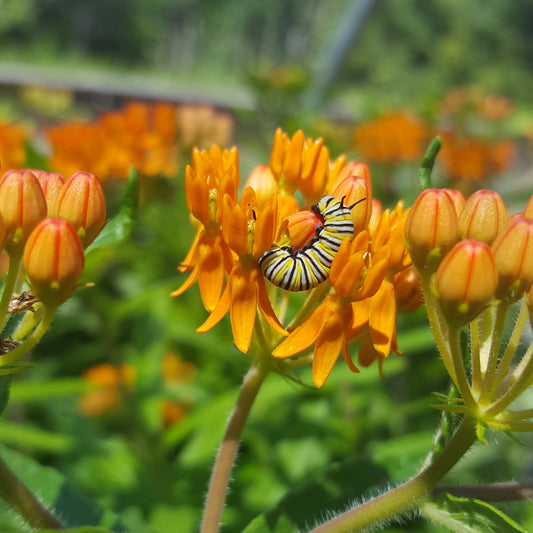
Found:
406,188 -> 533,325
0,169 -> 106,306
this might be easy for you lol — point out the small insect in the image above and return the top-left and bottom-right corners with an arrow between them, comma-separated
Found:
259,195 -> 361,291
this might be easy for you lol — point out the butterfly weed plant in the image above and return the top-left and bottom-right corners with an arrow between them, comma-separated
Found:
0,131 -> 530,532
173,132 -> 533,532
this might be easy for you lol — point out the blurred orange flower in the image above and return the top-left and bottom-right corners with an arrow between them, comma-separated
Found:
0,121 -> 27,171
79,363 -> 136,417
353,111 -> 427,163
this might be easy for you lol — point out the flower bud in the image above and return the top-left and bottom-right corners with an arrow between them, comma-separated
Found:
436,239 -> 498,325
405,188 -> 459,271
0,169 -> 47,250
491,217 -> 533,298
443,189 -> 465,216
23,218 -> 85,306
329,163 -> 372,234
243,165 -> 279,208
523,195 -> 533,220
284,208 -> 323,249
29,170 -> 65,216
55,171 -> 106,247
458,189 -> 508,244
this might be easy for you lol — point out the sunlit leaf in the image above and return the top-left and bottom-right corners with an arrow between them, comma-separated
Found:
422,493 -> 527,533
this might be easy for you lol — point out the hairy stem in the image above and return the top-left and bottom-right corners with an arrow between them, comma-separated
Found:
310,416 -> 476,533
0,451 -> 63,529
200,357 -> 269,533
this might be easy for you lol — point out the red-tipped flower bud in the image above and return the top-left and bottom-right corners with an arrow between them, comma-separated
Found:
0,170 -> 47,250
523,195 -> 533,220
436,239 -> 498,325
243,165 -> 279,208
491,217 -> 533,298
29,170 -> 65,216
458,189 -> 508,245
329,162 -> 372,234
23,218 -> 85,306
443,189 -> 465,217
405,188 -> 459,271
55,171 -> 106,247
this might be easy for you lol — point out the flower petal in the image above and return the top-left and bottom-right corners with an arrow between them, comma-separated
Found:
256,274 -> 287,336
369,281 -> 396,357
312,310 -> 345,388
230,267 -> 257,353
273,300 -> 332,358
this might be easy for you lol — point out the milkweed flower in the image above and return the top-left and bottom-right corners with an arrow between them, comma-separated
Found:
273,201 -> 419,387
171,146 -> 239,311
196,191 -> 286,353
174,129 -> 418,387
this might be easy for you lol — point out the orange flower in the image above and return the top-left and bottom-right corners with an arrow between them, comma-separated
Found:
269,128 -> 344,204
79,363 -> 136,417
196,193 -> 286,353
353,111 -> 427,162
0,122 -> 27,171
171,146 -> 239,311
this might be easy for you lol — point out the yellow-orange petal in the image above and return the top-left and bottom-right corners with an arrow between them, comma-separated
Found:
197,235 -> 226,312
369,281 -> 396,357
273,301 -> 331,358
283,130 -> 304,182
230,267 -> 257,353
312,306 -> 348,388
256,274 -> 287,336
196,275 -> 232,334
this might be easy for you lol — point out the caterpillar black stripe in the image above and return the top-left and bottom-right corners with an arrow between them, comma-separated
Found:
259,195 -> 357,291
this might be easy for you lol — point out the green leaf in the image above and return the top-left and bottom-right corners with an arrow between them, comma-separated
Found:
422,493 -> 527,533
242,456 -> 388,532
0,420 -> 73,453
10,378 -> 91,402
0,375 -> 12,418
24,141 -> 50,171
0,445 -> 127,531
86,167 -> 139,252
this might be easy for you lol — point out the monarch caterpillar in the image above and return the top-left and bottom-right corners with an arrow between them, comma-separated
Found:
259,195 -> 360,291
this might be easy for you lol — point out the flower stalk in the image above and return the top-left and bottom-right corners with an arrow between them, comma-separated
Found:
200,354 -> 271,533
310,416 -> 476,533
0,451 -> 63,529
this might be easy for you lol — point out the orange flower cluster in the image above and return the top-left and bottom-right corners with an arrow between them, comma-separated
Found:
353,111 -> 428,163
440,85 -> 514,122
173,130 -> 422,387
0,121 -> 27,171
80,353 -> 196,426
45,102 -> 234,181
438,132 -> 516,182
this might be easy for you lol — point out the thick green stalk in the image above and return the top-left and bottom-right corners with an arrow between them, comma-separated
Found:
200,356 -> 269,533
0,452 -> 63,528
310,416 -> 476,533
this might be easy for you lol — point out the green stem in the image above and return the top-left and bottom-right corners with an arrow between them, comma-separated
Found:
11,304 -> 43,342
0,305 -> 56,369
470,317 -> 481,393
478,302 -> 508,404
0,249 -> 23,329
447,328 -> 476,409
287,282 -> 330,330
0,451 -> 63,529
200,357 -> 270,533
420,276 -> 457,386
489,298 -> 528,396
309,416 -> 476,533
